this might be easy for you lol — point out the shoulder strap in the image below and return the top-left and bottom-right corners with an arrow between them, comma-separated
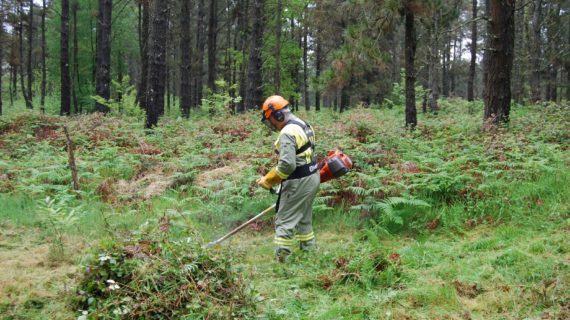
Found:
286,119 -> 315,154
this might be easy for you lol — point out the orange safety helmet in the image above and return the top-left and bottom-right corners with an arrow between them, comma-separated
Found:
261,95 -> 290,122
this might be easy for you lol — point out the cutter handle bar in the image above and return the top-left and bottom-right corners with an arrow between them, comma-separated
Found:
204,204 -> 276,248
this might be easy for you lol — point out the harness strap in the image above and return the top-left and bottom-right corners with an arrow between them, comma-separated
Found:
286,161 -> 318,180
286,119 -> 315,154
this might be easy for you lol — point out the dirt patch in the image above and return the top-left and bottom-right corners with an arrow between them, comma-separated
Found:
426,218 -> 440,230
97,164 -> 194,203
195,162 -> 247,188
453,280 -> 483,298
131,140 -> 162,155
115,170 -> 175,201
34,125 -> 61,142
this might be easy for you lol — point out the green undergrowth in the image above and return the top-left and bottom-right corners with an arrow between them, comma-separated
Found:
73,221 -> 257,319
0,98 -> 569,318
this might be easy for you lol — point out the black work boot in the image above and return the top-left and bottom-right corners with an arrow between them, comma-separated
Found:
275,247 -> 292,263
299,238 -> 316,252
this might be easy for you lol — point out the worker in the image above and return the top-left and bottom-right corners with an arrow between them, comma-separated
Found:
256,95 -> 320,262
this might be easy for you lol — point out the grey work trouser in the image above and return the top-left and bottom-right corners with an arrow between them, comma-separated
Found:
274,172 -> 320,251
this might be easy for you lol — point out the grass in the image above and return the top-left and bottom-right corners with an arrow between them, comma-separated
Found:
0,97 -> 568,319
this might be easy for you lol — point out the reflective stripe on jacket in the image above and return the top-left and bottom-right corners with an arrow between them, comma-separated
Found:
273,117 -> 316,179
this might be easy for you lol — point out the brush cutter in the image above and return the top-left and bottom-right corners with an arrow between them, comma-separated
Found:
203,149 -> 353,249
203,204 -> 277,248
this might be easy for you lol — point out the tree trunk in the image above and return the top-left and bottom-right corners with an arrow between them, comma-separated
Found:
60,0 -> 71,115
180,0 -> 192,117
314,31 -> 321,112
137,0 -> 150,110
482,0 -> 490,103
512,1 -> 525,103
339,88 -> 348,113
224,0 -> 232,87
41,0 -> 46,113
116,49 -> 123,102
11,65 -> 17,105
145,0 -> 169,128
529,0 -> 542,102
274,0 -> 282,93
27,0 -> 33,103
95,0 -> 112,113
166,59 -> 170,113
546,3 -> 561,102
194,0 -> 206,107
63,127 -> 80,191
404,4 -> 417,129
207,0 -> 218,91
302,10 -> 309,110
441,32 -> 450,97
291,18 -> 301,112
165,9 -> 173,115
450,35 -> 458,95
468,0 -> 478,101
90,6 -> 96,83
19,1 -> 32,109
566,64 -> 570,101
546,66 -> 556,101
225,0 -> 235,111
237,0 -> 249,112
483,0 -> 515,125
71,1 -> 79,113
0,0 -> 3,116
244,0 -> 264,110
427,13 -> 440,113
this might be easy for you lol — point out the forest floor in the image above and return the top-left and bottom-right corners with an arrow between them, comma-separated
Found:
0,99 -> 568,319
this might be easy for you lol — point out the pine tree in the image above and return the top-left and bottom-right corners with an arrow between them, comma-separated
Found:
0,0 -> 4,116
18,0 -> 32,109
207,0 -> 218,91
483,0 -> 515,124
404,1 -> 417,129
274,0 -> 282,94
244,0 -> 264,110
60,0 -> 71,115
194,0 -> 205,107
467,0 -> 477,101
137,0 -> 150,110
95,0 -> 112,113
26,0 -> 32,105
530,0 -> 543,102
40,0 -> 47,113
180,0 -> 193,118
145,0 -> 169,128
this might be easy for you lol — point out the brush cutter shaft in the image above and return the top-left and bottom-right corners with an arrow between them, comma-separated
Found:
205,204 -> 276,248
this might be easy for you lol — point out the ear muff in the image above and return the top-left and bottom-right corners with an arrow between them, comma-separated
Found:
268,103 -> 286,122
273,110 -> 285,122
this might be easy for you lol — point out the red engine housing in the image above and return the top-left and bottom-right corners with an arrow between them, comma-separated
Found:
319,149 -> 353,183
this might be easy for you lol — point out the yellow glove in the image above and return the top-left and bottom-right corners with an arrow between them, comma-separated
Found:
256,168 -> 283,190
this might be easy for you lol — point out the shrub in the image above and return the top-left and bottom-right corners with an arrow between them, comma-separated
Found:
73,222 -> 257,319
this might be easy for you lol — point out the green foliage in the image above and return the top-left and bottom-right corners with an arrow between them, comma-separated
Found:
73,221 -> 257,319
383,70 -> 428,109
38,196 -> 79,261
202,79 -> 241,115
0,97 -> 569,319
352,195 -> 431,231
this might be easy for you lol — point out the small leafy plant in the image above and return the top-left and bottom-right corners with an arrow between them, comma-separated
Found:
38,196 -> 79,262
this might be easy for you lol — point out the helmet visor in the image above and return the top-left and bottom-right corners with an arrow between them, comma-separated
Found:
261,111 -> 277,131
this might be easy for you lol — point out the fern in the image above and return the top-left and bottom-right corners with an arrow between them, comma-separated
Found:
352,196 -> 430,226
